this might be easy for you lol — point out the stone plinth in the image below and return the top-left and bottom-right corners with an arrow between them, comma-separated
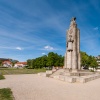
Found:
38,69 -> 100,83
64,17 -> 81,72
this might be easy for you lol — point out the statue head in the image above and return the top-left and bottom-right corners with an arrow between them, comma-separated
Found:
71,17 -> 76,22
70,17 -> 77,27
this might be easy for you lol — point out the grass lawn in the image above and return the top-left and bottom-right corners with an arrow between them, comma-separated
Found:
0,68 -> 46,75
0,88 -> 14,100
0,74 -> 5,80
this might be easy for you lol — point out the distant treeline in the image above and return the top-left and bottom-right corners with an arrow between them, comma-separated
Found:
27,52 -> 64,69
27,51 -> 98,70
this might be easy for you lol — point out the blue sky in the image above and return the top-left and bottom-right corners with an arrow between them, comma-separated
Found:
0,0 -> 100,61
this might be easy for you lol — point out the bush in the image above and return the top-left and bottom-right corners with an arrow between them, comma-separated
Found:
0,74 -> 5,80
0,88 -> 14,100
90,70 -> 94,72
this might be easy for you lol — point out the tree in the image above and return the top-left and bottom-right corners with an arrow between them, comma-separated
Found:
27,52 -> 64,69
0,60 -> 2,67
89,56 -> 98,70
41,55 -> 47,67
81,51 -> 98,70
46,52 -> 55,67
12,60 -> 18,67
27,59 -> 32,68
80,51 -> 89,68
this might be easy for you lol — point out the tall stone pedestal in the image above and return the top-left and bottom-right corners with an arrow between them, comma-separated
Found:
64,17 -> 81,72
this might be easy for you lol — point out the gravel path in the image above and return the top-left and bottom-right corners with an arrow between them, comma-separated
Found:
0,74 -> 100,100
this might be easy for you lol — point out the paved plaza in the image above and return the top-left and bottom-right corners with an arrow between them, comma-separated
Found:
0,74 -> 100,100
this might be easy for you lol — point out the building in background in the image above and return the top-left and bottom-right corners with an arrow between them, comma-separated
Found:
0,58 -> 18,67
14,62 -> 27,68
2,60 -> 12,67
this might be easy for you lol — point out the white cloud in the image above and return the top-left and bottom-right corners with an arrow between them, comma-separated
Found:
44,45 -> 54,50
16,47 -> 23,50
42,53 -> 46,55
0,46 -> 23,51
93,27 -> 99,30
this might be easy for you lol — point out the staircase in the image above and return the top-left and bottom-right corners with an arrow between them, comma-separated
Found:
38,69 -> 100,83
50,69 -> 64,78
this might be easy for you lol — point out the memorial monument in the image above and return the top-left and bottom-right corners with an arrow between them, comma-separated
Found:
64,17 -> 81,72
38,17 -> 100,83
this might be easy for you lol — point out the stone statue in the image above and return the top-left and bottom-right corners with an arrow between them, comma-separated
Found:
70,17 -> 77,27
71,17 -> 76,21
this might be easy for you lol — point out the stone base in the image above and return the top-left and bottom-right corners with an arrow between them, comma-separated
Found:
51,70 -> 100,83
72,69 -> 78,73
38,72 -> 46,77
51,74 -> 100,83
38,72 -> 52,77
64,68 -> 78,73
62,71 -> 95,76
38,69 -> 100,83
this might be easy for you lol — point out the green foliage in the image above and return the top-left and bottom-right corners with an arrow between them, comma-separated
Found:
89,56 -> 98,69
90,69 -> 94,72
11,60 -> 18,67
27,52 -> 64,69
27,51 -> 98,70
0,68 -> 46,75
80,51 -> 98,69
0,88 -> 14,100
81,51 -> 89,67
0,60 -> 3,67
27,59 -> 32,68
0,74 -> 5,80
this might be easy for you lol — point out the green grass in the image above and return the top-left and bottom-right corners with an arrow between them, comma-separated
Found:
0,68 -> 46,75
0,74 -> 5,80
0,88 -> 14,100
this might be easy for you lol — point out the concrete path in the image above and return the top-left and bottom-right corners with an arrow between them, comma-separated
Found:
0,74 -> 100,100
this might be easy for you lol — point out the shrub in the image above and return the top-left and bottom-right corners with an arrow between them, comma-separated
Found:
0,74 -> 5,80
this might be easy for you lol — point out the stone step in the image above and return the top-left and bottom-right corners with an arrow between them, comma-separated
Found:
38,71 -> 53,77
50,69 -> 64,77
52,74 -> 100,83
37,72 -> 46,77
38,71 -> 100,83
78,74 -> 100,83
52,75 -> 77,83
